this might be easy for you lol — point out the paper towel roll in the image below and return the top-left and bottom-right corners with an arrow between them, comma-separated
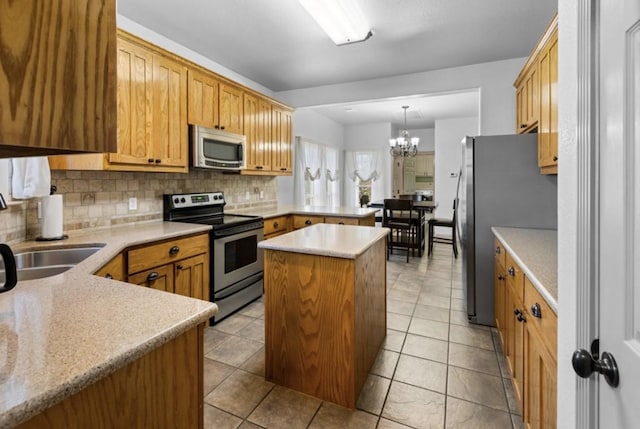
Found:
41,195 -> 64,239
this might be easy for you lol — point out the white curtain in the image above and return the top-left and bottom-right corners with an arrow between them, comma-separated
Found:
344,150 -> 384,206
294,137 -> 341,206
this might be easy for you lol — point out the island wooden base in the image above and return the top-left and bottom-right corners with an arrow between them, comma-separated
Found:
264,239 -> 387,409
17,324 -> 205,429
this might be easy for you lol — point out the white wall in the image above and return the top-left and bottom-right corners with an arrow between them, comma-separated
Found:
276,109 -> 344,205
434,117 -> 479,221
275,58 -> 525,136
0,159 -> 9,197
413,128 -> 435,152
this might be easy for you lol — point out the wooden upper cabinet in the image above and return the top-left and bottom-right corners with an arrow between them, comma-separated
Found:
538,27 -> 558,174
244,93 -> 272,172
187,69 -> 243,134
514,61 -> 538,133
49,32 -> 189,173
107,37 -> 153,167
0,0 -> 117,157
271,107 -> 293,174
152,55 -> 188,168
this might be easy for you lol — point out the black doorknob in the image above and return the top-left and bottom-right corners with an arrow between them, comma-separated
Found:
572,348 -> 620,387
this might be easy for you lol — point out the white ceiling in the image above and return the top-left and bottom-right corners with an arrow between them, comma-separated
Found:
118,0 -> 556,129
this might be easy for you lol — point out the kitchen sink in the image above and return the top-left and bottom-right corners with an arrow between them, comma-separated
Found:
0,265 -> 75,282
0,244 -> 105,282
9,246 -> 104,269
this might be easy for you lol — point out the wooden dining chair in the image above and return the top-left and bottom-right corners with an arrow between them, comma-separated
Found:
383,198 -> 418,262
427,199 -> 458,258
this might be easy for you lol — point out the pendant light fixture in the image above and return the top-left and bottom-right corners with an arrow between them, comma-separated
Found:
389,106 -> 419,157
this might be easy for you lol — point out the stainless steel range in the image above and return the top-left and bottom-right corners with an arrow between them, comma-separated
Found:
163,192 -> 264,323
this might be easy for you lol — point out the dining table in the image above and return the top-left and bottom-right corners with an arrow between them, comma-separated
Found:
368,199 -> 438,257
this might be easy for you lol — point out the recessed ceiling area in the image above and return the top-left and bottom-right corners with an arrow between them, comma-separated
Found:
308,91 -> 479,129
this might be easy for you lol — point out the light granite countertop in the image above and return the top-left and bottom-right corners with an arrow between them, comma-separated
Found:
233,204 -> 379,220
0,221 -> 218,427
258,223 -> 389,259
491,227 -> 558,314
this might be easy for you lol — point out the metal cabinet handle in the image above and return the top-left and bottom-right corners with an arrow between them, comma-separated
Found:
517,313 -> 527,323
214,125 -> 220,129
220,126 -> 225,130
553,155 -> 558,162
305,219 -> 312,226
508,266 -> 515,276
520,124 -> 527,129
176,264 -> 183,270
155,159 -> 161,164
514,308 -> 522,316
169,246 -> 180,255
338,222 -> 344,225
495,246 -> 501,255
280,168 -> 287,171
498,275 -> 505,281
257,165 -> 264,169
105,274 -> 113,280
273,222 -> 279,228
531,303 -> 542,318
147,272 -> 159,282
148,158 -> 154,163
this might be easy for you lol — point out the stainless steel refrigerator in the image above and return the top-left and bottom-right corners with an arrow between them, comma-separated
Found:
456,134 -> 557,326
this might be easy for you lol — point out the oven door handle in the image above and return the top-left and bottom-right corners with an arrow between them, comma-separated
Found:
214,271 -> 264,300
214,226 -> 264,244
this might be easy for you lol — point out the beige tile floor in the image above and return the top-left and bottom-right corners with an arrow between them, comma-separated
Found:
202,244 -> 523,429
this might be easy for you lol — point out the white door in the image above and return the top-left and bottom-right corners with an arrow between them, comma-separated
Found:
598,0 -> 640,425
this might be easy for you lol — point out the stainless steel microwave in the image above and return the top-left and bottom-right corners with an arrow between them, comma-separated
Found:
191,125 -> 246,171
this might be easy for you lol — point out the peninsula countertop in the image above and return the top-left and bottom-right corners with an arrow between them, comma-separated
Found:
0,221 -> 218,427
258,223 -> 389,259
491,226 -> 557,313
233,204 -> 379,220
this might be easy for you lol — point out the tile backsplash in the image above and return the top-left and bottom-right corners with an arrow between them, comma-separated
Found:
0,170 -> 277,244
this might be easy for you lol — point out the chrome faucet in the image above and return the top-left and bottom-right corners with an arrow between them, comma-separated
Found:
0,193 -> 7,210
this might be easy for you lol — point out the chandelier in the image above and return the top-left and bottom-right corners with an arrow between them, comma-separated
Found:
389,106 -> 419,157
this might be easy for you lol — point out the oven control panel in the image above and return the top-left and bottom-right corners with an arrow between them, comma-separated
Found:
168,192 -> 225,209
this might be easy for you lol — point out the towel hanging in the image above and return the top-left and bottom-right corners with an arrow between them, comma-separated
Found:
11,157 -> 51,199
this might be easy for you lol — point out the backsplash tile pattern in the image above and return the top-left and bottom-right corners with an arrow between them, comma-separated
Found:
0,170 -> 277,244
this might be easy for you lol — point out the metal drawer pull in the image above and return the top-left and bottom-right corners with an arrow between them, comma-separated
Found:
147,272 -> 159,282
514,308 -> 522,316
498,275 -> 505,281
495,247 -> 501,254
169,246 -> 180,255
305,219 -> 312,226
338,222 -> 344,225
273,222 -> 279,228
531,303 -> 542,318
176,264 -> 183,270
105,274 -> 113,280
517,313 -> 526,322
508,266 -> 515,276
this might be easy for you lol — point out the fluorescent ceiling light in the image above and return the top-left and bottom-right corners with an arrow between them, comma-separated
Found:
298,0 -> 372,46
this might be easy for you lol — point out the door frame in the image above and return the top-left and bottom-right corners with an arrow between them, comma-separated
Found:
558,1 -> 599,428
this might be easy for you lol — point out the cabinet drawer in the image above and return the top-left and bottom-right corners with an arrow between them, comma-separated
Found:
494,238 -> 506,268
95,253 -> 125,281
505,252 -> 524,303
128,233 -> 209,275
524,277 -> 557,357
264,215 -> 289,236
324,216 -> 359,226
292,215 -> 324,229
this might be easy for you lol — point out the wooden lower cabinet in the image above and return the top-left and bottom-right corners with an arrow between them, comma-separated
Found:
292,215 -> 324,230
264,215 -> 290,240
494,237 -> 557,426
17,324 -> 205,429
94,253 -> 125,281
127,234 -> 209,301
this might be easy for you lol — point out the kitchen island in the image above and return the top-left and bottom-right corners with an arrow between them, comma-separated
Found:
0,222 -> 218,428
258,223 -> 389,408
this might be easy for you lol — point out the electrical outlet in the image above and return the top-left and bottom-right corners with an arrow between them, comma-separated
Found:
260,191 -> 264,199
245,191 -> 250,201
129,197 -> 137,211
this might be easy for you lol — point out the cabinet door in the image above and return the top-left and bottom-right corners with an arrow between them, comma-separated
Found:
219,83 -> 243,134
244,94 -> 272,171
128,264 -> 174,293
108,38 -> 153,166
538,30 -> 558,173
271,107 -> 293,173
174,254 -> 208,301
494,261 -> 506,346
95,253 -> 125,281
187,69 -> 219,128
505,283 -> 524,412
0,0 -> 117,157
525,65 -> 539,128
524,324 -> 557,429
152,55 -> 188,169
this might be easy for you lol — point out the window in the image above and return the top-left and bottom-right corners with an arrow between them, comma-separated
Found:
345,150 -> 384,207
294,137 -> 341,207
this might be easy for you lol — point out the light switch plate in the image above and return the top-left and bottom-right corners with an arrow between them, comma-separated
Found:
129,197 -> 137,211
